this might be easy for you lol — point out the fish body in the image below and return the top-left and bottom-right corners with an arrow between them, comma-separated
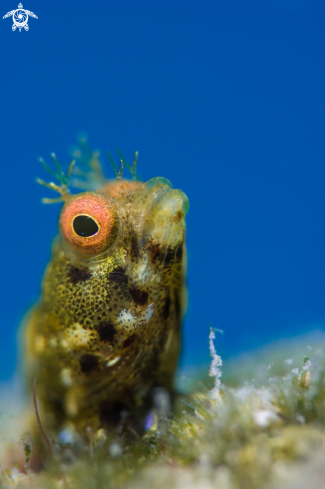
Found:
24,170 -> 188,437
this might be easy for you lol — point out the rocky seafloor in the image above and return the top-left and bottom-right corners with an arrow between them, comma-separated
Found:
2,329 -> 325,489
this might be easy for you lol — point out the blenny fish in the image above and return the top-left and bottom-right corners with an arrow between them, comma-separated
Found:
24,137 -> 188,445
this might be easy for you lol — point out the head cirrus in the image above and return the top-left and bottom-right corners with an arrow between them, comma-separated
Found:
60,193 -> 118,255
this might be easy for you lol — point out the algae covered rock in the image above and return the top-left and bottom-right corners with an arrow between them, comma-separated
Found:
2,332 -> 325,488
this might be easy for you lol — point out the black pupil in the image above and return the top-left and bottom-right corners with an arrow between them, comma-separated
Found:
73,215 -> 99,237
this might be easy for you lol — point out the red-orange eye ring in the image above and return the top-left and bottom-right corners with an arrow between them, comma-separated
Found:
60,193 -> 118,255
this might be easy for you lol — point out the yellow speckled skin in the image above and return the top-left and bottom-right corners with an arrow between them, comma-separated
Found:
24,176 -> 188,437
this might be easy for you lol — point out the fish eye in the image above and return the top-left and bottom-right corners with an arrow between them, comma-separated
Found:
73,215 -> 99,237
60,193 -> 118,255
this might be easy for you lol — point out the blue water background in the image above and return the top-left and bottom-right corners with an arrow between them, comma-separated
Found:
0,0 -> 324,380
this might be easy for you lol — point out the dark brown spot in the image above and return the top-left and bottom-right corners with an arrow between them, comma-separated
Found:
171,210 -> 184,222
128,284 -> 149,305
122,334 -> 137,349
145,241 -> 164,264
144,240 -> 180,268
164,247 -> 176,267
162,294 -> 171,319
175,244 -> 183,262
174,290 -> 181,320
99,400 -> 130,427
80,354 -> 99,374
48,394 -> 65,417
69,265 -> 91,284
108,266 -> 128,285
130,233 -> 140,260
96,320 -> 117,342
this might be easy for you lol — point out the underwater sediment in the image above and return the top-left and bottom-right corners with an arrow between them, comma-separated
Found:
1,331 -> 325,489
